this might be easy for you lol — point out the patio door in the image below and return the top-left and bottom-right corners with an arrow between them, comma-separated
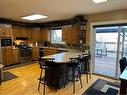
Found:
94,26 -> 119,77
93,26 -> 122,78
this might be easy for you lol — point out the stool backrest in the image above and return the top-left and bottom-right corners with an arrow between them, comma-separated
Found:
39,58 -> 54,69
119,57 -> 127,73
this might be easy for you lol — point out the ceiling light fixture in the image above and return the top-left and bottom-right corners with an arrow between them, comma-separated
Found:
21,14 -> 48,20
92,0 -> 108,4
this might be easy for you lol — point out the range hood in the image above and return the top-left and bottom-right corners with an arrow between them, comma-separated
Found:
16,37 -> 28,40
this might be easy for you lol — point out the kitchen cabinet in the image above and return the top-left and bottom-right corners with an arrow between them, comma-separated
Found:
13,49 -> 19,64
32,46 -> 39,60
12,26 -> 32,40
31,28 -> 41,42
40,28 -> 49,41
43,48 -> 57,56
0,46 -> 13,65
62,25 -> 80,44
0,24 -> 13,37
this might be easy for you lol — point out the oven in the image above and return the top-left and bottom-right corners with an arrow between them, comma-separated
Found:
19,48 -> 32,63
0,37 -> 12,46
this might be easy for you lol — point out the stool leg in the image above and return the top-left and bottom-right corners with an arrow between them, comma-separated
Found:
72,67 -> 75,94
87,60 -> 91,79
78,66 -> 83,88
79,75 -> 83,88
84,60 -> 89,83
64,67 -> 69,88
73,81 -> 75,94
38,69 -> 43,91
43,76 -> 46,95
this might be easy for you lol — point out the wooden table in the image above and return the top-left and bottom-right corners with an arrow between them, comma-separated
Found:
41,52 -> 88,89
0,64 -> 4,84
120,66 -> 127,95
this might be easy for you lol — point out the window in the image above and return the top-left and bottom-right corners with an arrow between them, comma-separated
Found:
51,29 -> 62,43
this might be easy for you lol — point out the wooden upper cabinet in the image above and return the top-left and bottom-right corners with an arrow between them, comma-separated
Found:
12,26 -> 32,40
62,26 -> 68,42
31,28 -> 41,42
40,28 -> 49,41
0,24 -> 13,37
62,25 -> 80,44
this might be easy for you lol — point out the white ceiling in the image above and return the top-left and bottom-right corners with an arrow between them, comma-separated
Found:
0,0 -> 127,23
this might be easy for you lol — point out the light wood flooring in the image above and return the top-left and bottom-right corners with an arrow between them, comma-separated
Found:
0,62 -> 119,95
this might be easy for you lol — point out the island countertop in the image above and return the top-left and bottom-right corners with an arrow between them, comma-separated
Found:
41,49 -> 87,63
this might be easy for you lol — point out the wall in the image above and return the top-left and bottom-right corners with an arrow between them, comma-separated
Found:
86,8 -> 127,44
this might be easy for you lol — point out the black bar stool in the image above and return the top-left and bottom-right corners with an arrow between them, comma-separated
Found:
38,57 -> 54,95
64,57 -> 83,94
79,54 -> 91,83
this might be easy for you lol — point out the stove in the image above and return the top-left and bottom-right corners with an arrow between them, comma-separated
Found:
19,48 -> 32,63
17,42 -> 32,63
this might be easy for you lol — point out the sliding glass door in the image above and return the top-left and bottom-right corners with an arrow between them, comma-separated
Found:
91,24 -> 127,78
91,25 -> 127,78
94,26 -> 119,77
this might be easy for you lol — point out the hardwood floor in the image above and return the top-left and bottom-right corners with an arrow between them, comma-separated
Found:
0,62 -> 119,95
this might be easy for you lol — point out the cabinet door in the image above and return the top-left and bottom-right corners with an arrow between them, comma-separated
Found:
22,28 -> 31,38
31,28 -> 41,42
40,28 -> 49,41
5,25 -> 13,36
73,25 -> 80,44
13,26 -> 32,40
2,47 -> 13,65
6,47 -> 13,65
32,46 -> 39,60
62,27 -> 68,42
13,49 -> 19,64
0,24 -> 12,37
13,26 -> 22,40
1,47 -> 6,65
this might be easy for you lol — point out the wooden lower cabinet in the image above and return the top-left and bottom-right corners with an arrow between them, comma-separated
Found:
43,48 -> 57,56
32,46 -> 39,60
32,47 -> 57,60
13,49 -> 19,64
0,47 -> 13,65
0,47 -> 19,66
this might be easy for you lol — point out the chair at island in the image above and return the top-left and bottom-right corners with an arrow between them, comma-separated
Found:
64,57 -> 83,94
119,57 -> 127,73
119,57 -> 127,94
38,57 -> 54,95
79,54 -> 91,83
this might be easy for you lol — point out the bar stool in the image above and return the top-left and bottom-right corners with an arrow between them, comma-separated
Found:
64,57 -> 83,94
38,57 -> 54,95
79,54 -> 91,83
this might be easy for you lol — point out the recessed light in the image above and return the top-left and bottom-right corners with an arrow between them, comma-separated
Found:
21,14 -> 48,20
92,0 -> 108,4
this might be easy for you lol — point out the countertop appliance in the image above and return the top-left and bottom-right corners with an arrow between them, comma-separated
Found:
0,37 -> 12,46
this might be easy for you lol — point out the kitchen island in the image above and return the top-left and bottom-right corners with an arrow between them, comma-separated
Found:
41,49 -> 88,89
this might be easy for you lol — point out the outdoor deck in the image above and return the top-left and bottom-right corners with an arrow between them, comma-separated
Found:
95,52 -> 121,77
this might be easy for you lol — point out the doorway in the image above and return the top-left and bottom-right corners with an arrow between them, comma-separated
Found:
91,24 -> 127,78
94,26 -> 119,77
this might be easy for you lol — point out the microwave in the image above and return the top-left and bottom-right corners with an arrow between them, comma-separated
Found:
0,37 -> 12,46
